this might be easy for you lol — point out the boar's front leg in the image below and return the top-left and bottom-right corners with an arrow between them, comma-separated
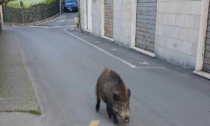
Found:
106,105 -> 112,119
113,113 -> 118,126
96,97 -> 101,112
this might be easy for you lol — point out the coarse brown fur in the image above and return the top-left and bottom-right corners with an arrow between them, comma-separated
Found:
95,67 -> 131,125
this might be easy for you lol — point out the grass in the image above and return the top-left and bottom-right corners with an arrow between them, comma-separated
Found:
1,110 -> 41,115
7,0 -> 56,8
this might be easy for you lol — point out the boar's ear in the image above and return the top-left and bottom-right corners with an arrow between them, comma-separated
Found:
128,89 -> 131,98
113,93 -> 120,101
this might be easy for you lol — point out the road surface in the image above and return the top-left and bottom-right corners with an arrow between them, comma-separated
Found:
3,13 -> 210,126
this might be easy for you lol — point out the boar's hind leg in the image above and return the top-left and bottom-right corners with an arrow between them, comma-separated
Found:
113,113 -> 118,126
106,105 -> 112,119
96,97 -> 101,112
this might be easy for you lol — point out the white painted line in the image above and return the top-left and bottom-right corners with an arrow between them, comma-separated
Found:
135,67 -> 165,69
37,16 -> 66,25
57,20 -> 65,23
28,25 -> 74,28
137,61 -> 149,65
110,48 -> 117,51
63,28 -> 137,68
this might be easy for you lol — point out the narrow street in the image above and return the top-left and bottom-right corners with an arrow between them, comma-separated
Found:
2,13 -> 210,126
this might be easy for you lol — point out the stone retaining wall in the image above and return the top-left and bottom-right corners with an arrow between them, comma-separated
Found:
4,0 -> 59,23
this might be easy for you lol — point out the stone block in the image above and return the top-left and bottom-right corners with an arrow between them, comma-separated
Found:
165,2 -> 173,13
194,16 -> 201,30
184,15 -> 194,28
159,36 -> 167,48
182,41 -> 192,55
179,28 -> 189,41
168,14 -> 176,26
190,1 -> 202,15
173,39 -> 183,53
181,1 -> 191,14
158,13 -> 168,25
191,43 -> 198,57
188,29 -> 199,43
158,2 -> 165,13
167,38 -> 175,50
170,26 -> 179,39
163,25 -> 171,37
176,14 -> 185,27
172,2 -> 181,14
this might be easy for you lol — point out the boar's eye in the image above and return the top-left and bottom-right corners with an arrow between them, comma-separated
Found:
113,93 -> 120,101
128,89 -> 131,98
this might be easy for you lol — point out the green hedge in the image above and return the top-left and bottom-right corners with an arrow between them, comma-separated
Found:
7,0 -> 56,8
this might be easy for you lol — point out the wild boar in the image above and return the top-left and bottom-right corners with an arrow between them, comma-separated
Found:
95,67 -> 131,125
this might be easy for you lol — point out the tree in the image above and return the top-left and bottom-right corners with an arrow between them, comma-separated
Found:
0,0 -> 9,5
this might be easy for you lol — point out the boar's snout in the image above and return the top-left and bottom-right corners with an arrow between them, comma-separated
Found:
124,117 -> 129,124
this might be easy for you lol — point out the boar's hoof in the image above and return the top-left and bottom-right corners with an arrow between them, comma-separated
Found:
114,122 -> 119,126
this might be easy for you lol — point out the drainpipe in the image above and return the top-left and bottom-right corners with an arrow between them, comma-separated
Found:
78,0 -> 82,33
2,3 -> 5,23
59,0 -> 61,14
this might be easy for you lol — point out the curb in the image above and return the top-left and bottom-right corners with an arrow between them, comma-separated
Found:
3,13 -> 60,26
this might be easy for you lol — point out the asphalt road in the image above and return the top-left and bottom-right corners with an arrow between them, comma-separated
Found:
4,13 -> 210,126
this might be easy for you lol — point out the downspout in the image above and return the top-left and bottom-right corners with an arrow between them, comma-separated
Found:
78,0 -> 82,32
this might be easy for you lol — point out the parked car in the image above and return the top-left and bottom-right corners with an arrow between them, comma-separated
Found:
64,0 -> 78,12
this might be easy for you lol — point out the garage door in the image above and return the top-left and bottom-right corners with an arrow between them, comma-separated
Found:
204,33 -> 210,72
104,0 -> 113,38
135,0 -> 157,53
203,4 -> 210,73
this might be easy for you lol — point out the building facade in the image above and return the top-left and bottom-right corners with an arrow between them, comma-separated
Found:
80,0 -> 210,79
0,5 -> 2,34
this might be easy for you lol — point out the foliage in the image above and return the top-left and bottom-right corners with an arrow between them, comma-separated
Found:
6,0 -> 56,8
0,0 -> 10,5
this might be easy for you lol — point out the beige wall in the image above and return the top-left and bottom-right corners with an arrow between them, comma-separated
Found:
155,0 -> 202,69
0,5 -> 2,23
0,5 -> 2,33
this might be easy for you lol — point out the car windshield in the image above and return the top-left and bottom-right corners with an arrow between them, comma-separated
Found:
65,0 -> 76,3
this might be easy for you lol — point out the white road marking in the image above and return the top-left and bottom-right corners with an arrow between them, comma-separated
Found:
135,67 -> 165,69
57,20 -> 65,23
36,16 -> 66,25
137,61 -> 149,65
64,28 -> 165,69
64,28 -> 136,68
110,48 -> 117,51
28,25 -> 74,28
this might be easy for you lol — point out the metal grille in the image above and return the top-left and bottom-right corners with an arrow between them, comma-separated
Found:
203,3 -> 210,72
135,0 -> 157,53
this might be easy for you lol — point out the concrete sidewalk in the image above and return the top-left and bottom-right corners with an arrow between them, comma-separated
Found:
0,30 -> 41,126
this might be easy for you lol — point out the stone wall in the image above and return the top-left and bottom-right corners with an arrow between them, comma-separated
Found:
104,0 -> 113,38
156,0 -> 202,69
135,0 -> 157,53
4,0 -> 59,23
113,0 -> 132,47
